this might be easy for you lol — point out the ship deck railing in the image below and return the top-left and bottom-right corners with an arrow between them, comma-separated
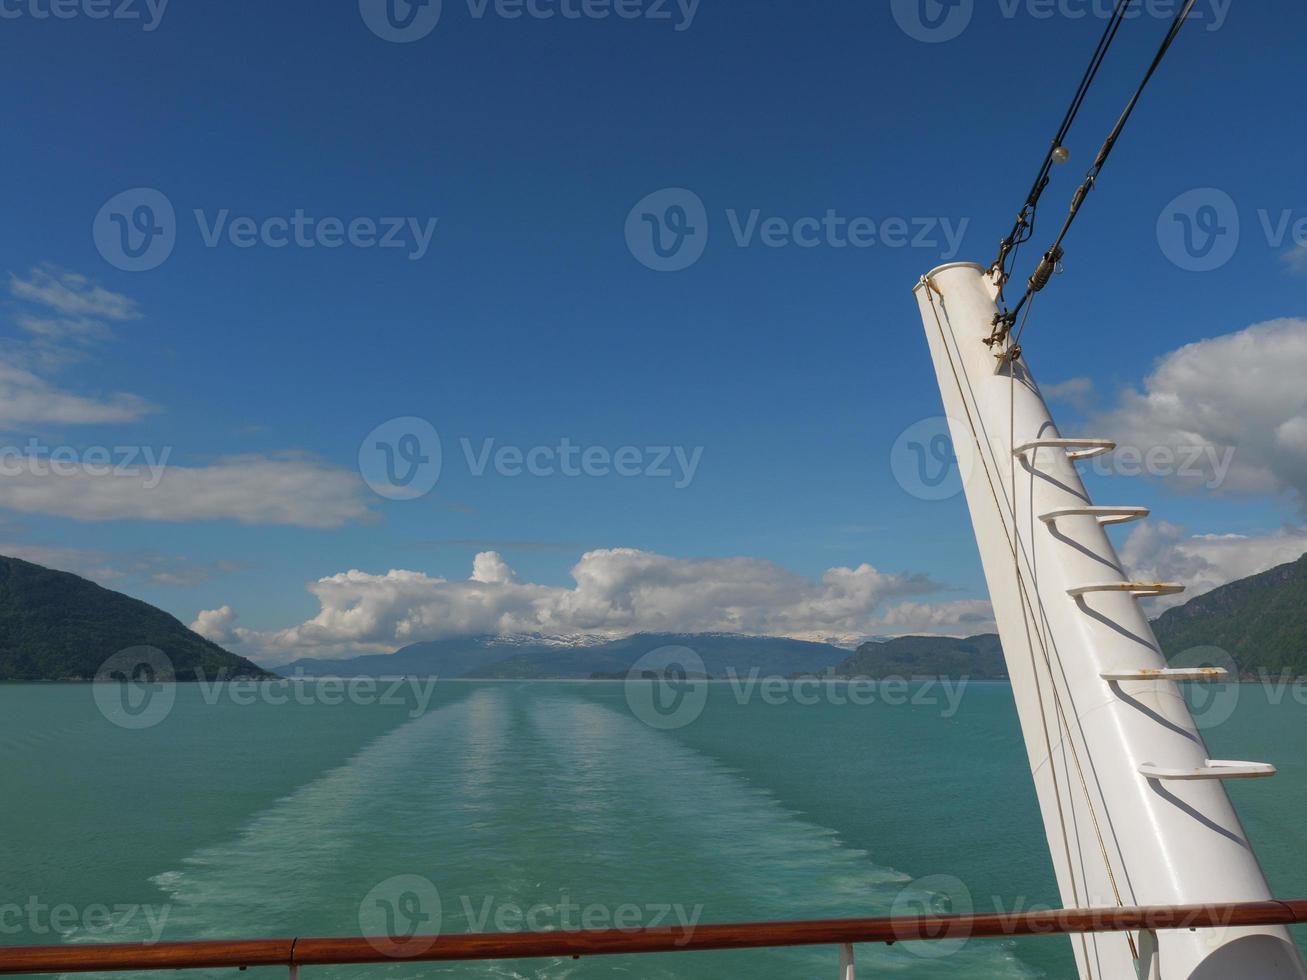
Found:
1,899 -> 1306,977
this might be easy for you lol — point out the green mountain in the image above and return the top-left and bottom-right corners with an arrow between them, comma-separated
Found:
836,551 -> 1307,680
833,633 -> 1008,679
1151,551 -> 1307,679
0,556 -> 273,681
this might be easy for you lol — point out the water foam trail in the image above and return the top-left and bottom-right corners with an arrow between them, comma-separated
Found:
521,690 -> 1035,979
63,685 -> 1034,979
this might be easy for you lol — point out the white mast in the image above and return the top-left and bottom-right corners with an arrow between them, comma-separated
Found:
913,261 -> 1306,980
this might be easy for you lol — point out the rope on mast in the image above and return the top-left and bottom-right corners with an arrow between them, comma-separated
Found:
989,0 -> 1201,351
991,0 -> 1135,299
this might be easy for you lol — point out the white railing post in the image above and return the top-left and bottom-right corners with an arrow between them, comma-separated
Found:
838,942 -> 855,980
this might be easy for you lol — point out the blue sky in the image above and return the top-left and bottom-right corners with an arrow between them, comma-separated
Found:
2,0 -> 1304,661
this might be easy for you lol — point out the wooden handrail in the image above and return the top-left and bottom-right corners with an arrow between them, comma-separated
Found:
2,900 -> 1305,975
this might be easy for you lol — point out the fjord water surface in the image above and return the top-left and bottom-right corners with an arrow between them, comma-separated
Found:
2,680 -> 1303,979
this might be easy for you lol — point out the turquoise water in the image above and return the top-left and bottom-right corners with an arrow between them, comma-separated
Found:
0,681 -> 1303,979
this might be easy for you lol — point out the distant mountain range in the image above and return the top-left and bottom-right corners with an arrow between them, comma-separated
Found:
278,630 -> 1011,681
2,549 -> 1304,682
832,633 -> 1008,679
0,557 -> 271,681
281,633 -> 852,679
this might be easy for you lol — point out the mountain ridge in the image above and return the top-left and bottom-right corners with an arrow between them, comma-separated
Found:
0,556 -> 274,681
1150,550 -> 1307,678
280,632 -> 852,679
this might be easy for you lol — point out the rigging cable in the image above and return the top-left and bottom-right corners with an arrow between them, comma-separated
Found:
989,0 -> 1201,350
991,0 -> 1135,301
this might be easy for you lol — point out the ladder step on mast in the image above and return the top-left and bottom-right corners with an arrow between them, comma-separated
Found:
1068,582 -> 1186,599
1101,668 -> 1230,682
1139,761 -> 1277,781
1039,506 -> 1150,528
1013,438 -> 1116,461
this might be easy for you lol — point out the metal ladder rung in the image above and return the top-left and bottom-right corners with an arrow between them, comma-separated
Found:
1040,506 -> 1150,528
1102,667 -> 1230,682
1068,582 -> 1186,599
1139,760 -> 1276,781
1013,438 -> 1116,461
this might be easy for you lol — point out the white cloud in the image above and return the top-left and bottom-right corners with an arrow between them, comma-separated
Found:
1121,520 -> 1307,609
191,605 -> 242,644
874,599 -> 996,634
230,549 -> 976,663
1088,318 -> 1307,505
471,550 -> 518,584
1041,376 -> 1096,413
0,265 -> 372,529
8,267 -> 140,321
0,363 -> 153,426
0,454 -> 370,528
13,314 -> 111,342
1,266 -> 153,425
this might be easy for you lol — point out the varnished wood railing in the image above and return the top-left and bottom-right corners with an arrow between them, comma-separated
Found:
1,900 -> 1304,975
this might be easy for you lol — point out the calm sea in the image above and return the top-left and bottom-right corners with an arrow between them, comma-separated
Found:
0,679 -> 1303,979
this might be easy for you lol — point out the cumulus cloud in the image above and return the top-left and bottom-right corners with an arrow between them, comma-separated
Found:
1121,520 -> 1307,609
191,605 -> 243,644
874,599 -> 996,634
471,550 -> 518,584
0,453 -> 371,528
225,549 -> 978,663
1087,318 -> 1307,506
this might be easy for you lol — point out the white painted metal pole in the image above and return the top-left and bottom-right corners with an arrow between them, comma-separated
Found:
839,942 -> 855,980
912,262 -> 1306,980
